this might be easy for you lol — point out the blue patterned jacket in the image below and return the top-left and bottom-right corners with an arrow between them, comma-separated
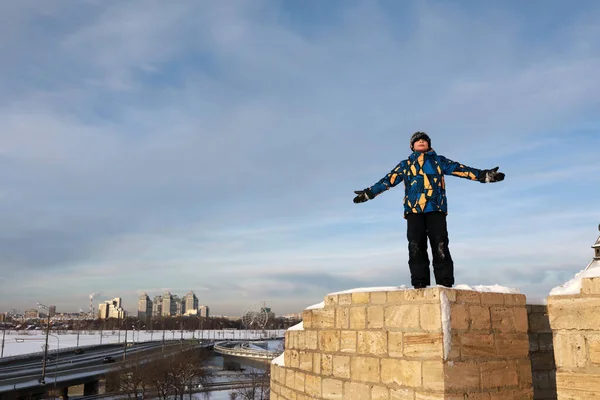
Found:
369,149 -> 485,216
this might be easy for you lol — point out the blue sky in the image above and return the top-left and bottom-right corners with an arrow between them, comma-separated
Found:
1,0 -> 599,316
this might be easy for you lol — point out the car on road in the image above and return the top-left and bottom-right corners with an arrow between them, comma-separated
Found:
102,356 -> 115,363
74,348 -> 84,354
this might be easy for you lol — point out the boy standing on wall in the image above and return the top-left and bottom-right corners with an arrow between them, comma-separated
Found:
353,132 -> 505,289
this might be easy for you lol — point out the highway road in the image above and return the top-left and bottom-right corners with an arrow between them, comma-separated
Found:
0,341 -> 182,393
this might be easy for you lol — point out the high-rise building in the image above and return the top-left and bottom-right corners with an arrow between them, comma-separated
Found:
185,291 -> 199,314
48,305 -> 56,317
138,293 -> 152,321
98,298 -> 125,320
24,309 -> 40,319
152,295 -> 163,317
198,305 -> 209,318
173,295 -> 183,316
162,292 -> 173,317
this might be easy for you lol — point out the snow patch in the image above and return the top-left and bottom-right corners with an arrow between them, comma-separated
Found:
306,301 -> 325,310
453,284 -> 520,294
271,352 -> 285,366
550,259 -> 600,296
440,291 -> 451,360
328,286 -> 408,295
288,321 -> 304,331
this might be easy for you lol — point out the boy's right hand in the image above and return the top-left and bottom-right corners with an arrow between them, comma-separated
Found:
353,189 -> 373,203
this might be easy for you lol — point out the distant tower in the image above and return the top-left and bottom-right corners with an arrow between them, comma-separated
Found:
593,224 -> 600,260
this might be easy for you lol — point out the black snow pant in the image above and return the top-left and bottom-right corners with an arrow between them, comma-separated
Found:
406,211 -> 454,288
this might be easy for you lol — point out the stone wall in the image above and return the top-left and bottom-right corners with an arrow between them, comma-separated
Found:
547,277 -> 600,399
271,287 -> 533,399
527,305 -> 556,400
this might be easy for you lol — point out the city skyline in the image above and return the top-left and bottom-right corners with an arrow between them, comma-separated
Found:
1,1 -> 600,314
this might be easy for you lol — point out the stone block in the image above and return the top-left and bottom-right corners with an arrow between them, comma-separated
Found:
286,349 -> 299,368
381,359 -> 421,388
336,307 -> 350,329
420,303 -> 442,332
527,311 -> 551,333
296,331 -> 306,350
494,332 -> 529,358
403,333 -> 444,359
338,293 -> 352,305
422,360 -> 445,391
312,308 -> 336,329
357,331 -> 387,355
385,305 -> 421,330
350,307 -> 367,329
352,291 -> 370,304
340,330 -> 357,353
456,290 -> 482,305
371,291 -> 388,304
319,330 -> 341,353
332,355 -> 350,379
371,385 -> 390,400
581,277 -> 600,295
302,310 -> 313,329
322,354 -> 333,376
387,290 -> 406,303
368,305 -> 385,329
469,305 -> 492,331
351,356 -> 381,383
480,361 -> 518,389
461,333 -> 496,358
389,388 -> 415,400
588,334 -> 600,364
548,296 -> 600,330
407,288 -> 438,303
388,331 -> 403,358
444,362 -> 480,391
554,332 -> 587,369
313,353 -> 321,374
322,378 -> 343,400
491,307 -> 528,333
305,330 -> 318,350
556,371 -> 600,398
516,360 -> 533,389
480,292 -> 505,306
299,351 -> 313,372
295,371 -> 306,392
325,294 -> 338,307
344,382 -> 371,400
504,293 -> 526,306
305,374 -> 322,398
285,369 -> 295,390
450,303 -> 470,331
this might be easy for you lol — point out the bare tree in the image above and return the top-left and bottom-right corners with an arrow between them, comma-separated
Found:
108,345 -> 210,400
229,366 -> 270,400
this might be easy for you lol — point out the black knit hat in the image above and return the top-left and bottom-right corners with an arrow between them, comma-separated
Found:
410,131 -> 431,150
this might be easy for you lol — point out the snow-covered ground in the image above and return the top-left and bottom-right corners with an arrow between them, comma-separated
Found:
0,329 -> 285,358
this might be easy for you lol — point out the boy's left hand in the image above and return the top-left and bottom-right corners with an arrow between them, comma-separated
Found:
482,166 -> 505,183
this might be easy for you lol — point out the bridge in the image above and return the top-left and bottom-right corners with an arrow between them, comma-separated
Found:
0,340 -> 209,400
213,340 -> 282,360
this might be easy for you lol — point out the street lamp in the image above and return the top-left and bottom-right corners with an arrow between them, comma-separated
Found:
36,302 -> 52,385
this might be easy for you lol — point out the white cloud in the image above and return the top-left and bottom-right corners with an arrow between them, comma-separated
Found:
1,1 -> 599,314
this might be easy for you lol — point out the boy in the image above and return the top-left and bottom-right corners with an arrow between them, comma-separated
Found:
353,132 -> 505,288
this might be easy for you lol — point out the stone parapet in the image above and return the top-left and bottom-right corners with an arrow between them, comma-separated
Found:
271,287 -> 533,399
548,277 -> 600,399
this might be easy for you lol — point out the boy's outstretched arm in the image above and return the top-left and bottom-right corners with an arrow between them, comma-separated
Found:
437,156 -> 505,183
353,162 -> 405,203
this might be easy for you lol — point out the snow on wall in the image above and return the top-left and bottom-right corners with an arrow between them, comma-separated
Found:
550,259 -> 600,296
440,290 -> 451,360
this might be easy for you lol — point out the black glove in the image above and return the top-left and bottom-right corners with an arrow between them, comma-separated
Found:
353,188 -> 373,203
481,166 -> 505,183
